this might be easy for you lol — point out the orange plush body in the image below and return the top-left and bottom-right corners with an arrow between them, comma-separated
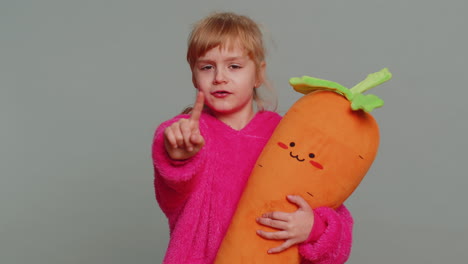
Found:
215,69 -> 391,263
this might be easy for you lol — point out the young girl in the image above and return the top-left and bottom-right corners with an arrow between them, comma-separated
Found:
152,12 -> 353,264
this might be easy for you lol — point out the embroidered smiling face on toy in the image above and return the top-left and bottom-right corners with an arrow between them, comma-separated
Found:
277,141 -> 324,170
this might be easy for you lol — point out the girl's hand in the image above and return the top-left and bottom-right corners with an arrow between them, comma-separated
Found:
164,92 -> 205,160
256,195 -> 314,254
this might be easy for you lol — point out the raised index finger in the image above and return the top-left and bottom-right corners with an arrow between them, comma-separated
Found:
190,91 -> 205,123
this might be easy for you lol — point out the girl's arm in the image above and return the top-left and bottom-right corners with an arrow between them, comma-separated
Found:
298,205 -> 353,264
152,123 -> 207,215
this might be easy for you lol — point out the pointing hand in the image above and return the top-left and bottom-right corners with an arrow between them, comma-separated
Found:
164,92 -> 206,160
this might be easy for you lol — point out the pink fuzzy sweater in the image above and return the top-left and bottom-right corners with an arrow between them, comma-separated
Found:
153,111 -> 353,264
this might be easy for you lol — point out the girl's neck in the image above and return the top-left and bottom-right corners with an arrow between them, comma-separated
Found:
210,107 -> 256,131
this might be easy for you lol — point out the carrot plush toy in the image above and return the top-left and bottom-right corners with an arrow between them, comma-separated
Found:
215,68 -> 392,263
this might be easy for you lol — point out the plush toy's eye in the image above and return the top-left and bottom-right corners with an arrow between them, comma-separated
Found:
289,142 -> 295,147
309,153 -> 315,158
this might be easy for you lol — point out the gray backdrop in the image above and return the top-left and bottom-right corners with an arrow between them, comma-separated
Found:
2,0 -> 467,263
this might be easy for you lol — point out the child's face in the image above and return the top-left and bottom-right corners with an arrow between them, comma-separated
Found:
192,44 -> 262,118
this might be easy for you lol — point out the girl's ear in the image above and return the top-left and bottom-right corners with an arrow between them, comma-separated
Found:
256,61 -> 266,88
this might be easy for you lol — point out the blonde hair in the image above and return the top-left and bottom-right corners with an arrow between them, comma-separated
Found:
185,12 -> 277,113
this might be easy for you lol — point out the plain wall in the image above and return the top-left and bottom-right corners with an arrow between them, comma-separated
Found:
2,0 -> 467,263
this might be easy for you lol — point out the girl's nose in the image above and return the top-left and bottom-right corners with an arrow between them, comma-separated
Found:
213,69 -> 227,85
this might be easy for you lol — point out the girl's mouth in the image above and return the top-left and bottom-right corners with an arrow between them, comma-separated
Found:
211,90 -> 231,98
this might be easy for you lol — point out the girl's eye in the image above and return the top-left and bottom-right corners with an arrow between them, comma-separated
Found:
201,65 -> 213,70
229,64 -> 241,69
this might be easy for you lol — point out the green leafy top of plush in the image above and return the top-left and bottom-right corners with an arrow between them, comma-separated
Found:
289,68 -> 392,113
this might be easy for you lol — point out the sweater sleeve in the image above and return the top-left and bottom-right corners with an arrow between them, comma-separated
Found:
152,115 -> 207,214
298,205 -> 353,264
